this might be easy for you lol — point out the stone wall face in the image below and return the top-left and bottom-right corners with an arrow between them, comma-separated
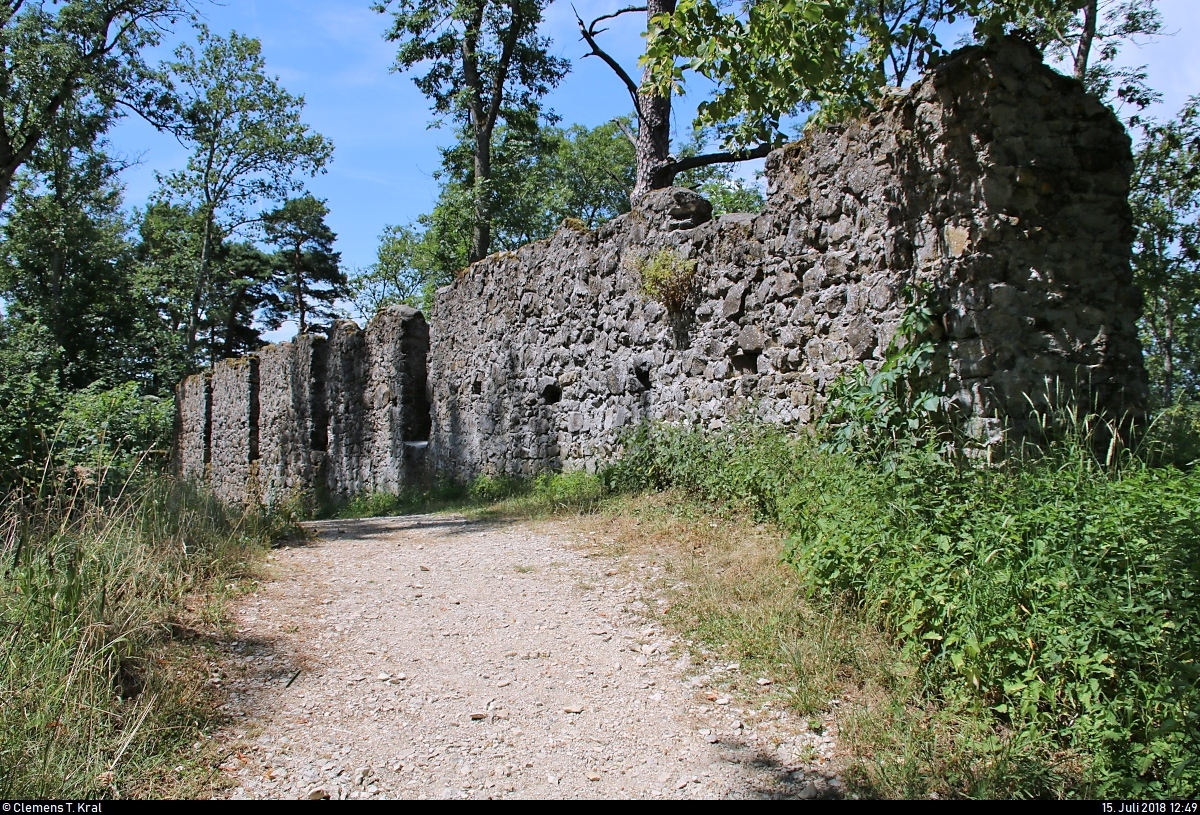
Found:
322,320 -> 370,499
363,305 -> 431,495
209,357 -> 260,505
174,306 -> 431,506
427,38 -> 1148,481
257,335 -> 326,506
175,372 -> 210,483
173,38 -> 1150,499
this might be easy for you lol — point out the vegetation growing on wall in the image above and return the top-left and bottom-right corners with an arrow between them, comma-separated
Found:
636,249 -> 698,313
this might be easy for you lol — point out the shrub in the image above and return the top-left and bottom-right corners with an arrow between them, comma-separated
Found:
637,249 -> 698,313
607,420 -> 1200,797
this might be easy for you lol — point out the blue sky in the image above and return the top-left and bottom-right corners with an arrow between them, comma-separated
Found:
104,0 -> 1200,338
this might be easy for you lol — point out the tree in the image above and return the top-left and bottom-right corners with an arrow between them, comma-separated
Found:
375,0 -> 569,263
347,223 -> 433,322
0,0 -> 189,210
578,0 -> 854,198
348,119 -> 638,320
1131,97 -> 1200,406
630,0 -> 1149,194
147,26 -> 333,368
0,98 -> 148,392
135,203 -> 272,374
1033,0 -> 1162,118
261,194 -> 346,334
207,240 -> 273,359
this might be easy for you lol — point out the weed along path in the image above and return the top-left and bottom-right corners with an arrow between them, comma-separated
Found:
210,514 -> 845,800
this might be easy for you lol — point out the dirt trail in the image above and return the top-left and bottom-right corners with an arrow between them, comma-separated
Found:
212,514 -> 843,800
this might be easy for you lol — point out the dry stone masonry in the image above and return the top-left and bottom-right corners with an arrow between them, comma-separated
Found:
175,38 -> 1149,501
175,305 -> 429,505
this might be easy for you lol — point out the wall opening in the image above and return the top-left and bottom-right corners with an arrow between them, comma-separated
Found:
202,378 -> 213,465
472,380 -> 482,395
542,382 -> 563,404
311,341 -> 329,453
248,357 -> 261,462
402,323 -> 432,442
731,350 -> 761,374
634,363 -> 652,391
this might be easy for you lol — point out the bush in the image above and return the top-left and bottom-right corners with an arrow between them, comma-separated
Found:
57,382 -> 175,471
607,420 -> 1200,797
636,249 -> 697,313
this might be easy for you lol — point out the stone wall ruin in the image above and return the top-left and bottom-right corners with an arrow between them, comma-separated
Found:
175,37 -> 1149,501
428,37 -> 1147,480
174,305 -> 430,504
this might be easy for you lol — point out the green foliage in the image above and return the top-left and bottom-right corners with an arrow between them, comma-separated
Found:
0,0 -> 187,208
348,119 -> 636,318
608,419 -> 1200,796
1132,95 -> 1200,406
644,0 -> 867,146
643,0 -> 1149,146
374,0 -> 569,261
1144,400 -> 1200,468
146,25 -> 333,365
675,129 -> 766,214
0,93 -> 165,393
337,481 -> 470,518
334,471 -> 606,520
347,223 -> 438,321
56,381 -> 174,475
818,286 -> 948,462
636,250 -> 698,313
0,316 -> 63,485
261,194 -> 346,334
0,474 -> 297,798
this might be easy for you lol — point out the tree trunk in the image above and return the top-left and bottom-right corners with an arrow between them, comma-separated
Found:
471,124 -> 492,263
1163,306 -> 1175,405
632,0 -> 677,200
1074,0 -> 1098,82
185,212 -> 214,367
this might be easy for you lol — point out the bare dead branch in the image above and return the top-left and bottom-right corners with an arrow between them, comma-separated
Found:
574,4 -> 643,122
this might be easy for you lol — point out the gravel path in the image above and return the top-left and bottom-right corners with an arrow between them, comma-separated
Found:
211,515 -> 844,799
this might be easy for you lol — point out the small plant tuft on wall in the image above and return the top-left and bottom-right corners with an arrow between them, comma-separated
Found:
637,249 -> 698,313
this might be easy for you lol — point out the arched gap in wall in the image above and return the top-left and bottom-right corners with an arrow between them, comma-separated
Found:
542,382 -> 563,405
634,362 -> 652,391
202,376 -> 213,465
402,325 -> 432,442
311,342 -> 329,453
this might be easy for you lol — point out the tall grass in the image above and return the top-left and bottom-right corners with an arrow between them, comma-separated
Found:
606,416 -> 1200,797
0,469 -> 297,798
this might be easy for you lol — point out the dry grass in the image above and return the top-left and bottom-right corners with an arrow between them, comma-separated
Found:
558,489 -> 1069,799
0,476 -> 296,799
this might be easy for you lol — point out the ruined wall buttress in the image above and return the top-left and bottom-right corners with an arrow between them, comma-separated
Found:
257,335 -> 326,506
209,356 -> 260,505
174,372 -> 210,483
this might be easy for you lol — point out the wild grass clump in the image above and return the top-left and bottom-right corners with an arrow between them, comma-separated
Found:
607,417 -> 1200,797
636,249 -> 698,313
0,472 -> 297,798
